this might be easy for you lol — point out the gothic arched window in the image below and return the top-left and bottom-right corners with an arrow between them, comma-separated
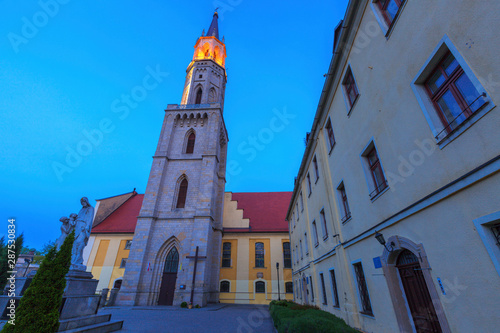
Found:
164,247 -> 179,273
195,88 -> 203,104
208,88 -> 217,103
186,133 -> 195,154
176,178 -> 188,208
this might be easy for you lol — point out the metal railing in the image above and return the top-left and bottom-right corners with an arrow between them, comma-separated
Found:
369,180 -> 388,199
434,92 -> 487,140
167,103 -> 220,110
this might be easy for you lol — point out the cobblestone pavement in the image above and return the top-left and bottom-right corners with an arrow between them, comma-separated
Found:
100,303 -> 276,333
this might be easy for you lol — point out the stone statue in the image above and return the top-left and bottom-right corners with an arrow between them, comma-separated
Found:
56,213 -> 77,250
71,197 -> 95,270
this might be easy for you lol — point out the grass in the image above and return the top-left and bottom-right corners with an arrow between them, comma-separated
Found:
269,300 -> 358,333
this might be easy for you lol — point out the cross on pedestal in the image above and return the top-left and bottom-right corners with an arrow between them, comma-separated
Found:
186,246 -> 207,304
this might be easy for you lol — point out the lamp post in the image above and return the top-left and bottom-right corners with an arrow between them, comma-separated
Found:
23,258 -> 31,277
276,262 -> 281,301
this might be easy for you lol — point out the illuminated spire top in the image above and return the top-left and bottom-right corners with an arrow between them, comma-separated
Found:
206,11 -> 219,40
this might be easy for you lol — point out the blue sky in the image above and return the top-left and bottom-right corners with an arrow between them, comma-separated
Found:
0,0 -> 348,249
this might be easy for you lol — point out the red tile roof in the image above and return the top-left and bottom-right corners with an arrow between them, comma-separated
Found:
91,194 -> 144,234
225,192 -> 292,233
91,192 -> 292,234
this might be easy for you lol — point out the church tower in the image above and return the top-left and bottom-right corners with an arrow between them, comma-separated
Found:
116,12 -> 228,306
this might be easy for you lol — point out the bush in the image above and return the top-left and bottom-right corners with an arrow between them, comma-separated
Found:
180,302 -> 188,308
269,301 -> 357,333
195,304 -> 200,308
1,231 -> 74,333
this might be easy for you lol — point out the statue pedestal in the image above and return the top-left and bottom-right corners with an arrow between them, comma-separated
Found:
60,269 -> 100,320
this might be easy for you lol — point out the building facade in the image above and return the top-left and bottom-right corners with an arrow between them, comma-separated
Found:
288,1 -> 500,332
84,191 -> 293,305
115,12 -> 228,307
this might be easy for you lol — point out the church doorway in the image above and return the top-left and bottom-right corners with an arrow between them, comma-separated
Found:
158,247 -> 179,305
396,250 -> 442,333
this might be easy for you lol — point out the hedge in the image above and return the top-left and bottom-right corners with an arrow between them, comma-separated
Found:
269,300 -> 358,333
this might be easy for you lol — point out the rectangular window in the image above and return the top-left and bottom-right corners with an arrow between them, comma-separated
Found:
255,242 -> 265,268
353,262 -> 373,315
120,258 -> 127,269
312,221 -> 319,246
304,233 -> 309,254
283,242 -> 292,268
325,118 -> 335,150
320,273 -> 328,305
285,282 -> 293,294
292,211 -> 295,228
300,239 -> 304,259
491,223 -> 500,250
377,0 -> 405,27
295,245 -> 299,263
330,269 -> 340,307
255,281 -> 265,293
343,67 -> 359,109
320,209 -> 328,239
300,192 -> 304,211
425,52 -> 486,135
124,240 -> 132,250
363,145 -> 387,198
222,242 -> 231,267
296,203 -> 300,221
309,276 -> 315,302
307,173 -> 312,195
338,182 -> 351,223
313,156 -> 319,181
220,281 -> 230,293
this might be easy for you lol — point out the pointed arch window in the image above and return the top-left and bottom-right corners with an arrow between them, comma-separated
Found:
208,88 -> 217,103
195,88 -> 203,104
176,178 -> 188,208
164,247 -> 179,273
186,133 -> 195,154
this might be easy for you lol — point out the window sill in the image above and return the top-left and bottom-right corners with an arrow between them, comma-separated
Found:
359,311 -> 375,318
315,177 -> 319,184
437,103 -> 495,149
341,215 -> 352,225
314,243 -> 319,248
323,235 -> 329,241
370,186 -> 389,202
333,305 -> 341,309
347,94 -> 360,117
253,267 -> 267,269
308,192 -> 312,198
221,267 -> 233,269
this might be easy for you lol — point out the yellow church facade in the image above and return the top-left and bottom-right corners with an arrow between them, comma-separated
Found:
83,191 -> 293,305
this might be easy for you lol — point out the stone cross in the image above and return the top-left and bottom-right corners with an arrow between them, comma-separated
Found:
186,246 -> 206,305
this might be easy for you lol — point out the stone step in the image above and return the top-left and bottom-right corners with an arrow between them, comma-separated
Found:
58,314 -> 112,331
58,320 -> 123,333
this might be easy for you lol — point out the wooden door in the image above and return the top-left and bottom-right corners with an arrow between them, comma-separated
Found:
158,247 -> 179,306
397,250 -> 442,333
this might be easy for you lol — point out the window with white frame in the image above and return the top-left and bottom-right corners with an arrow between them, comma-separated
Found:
312,220 -> 319,246
304,233 -> 309,255
124,240 -> 132,250
342,66 -> 359,112
325,118 -> 335,151
473,211 -> 500,277
296,203 -> 300,221
353,262 -> 373,315
412,36 -> 493,145
313,156 -> 319,182
300,239 -> 304,259
330,269 -> 340,308
320,273 -> 328,305
371,0 -> 407,35
300,191 -> 304,211
337,182 -> 351,223
361,141 -> 388,199
320,209 -> 328,240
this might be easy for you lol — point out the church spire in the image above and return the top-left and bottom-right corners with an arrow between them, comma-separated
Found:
206,11 -> 219,39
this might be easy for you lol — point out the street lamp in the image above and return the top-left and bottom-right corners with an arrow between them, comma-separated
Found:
374,231 -> 394,252
23,259 -> 31,277
276,262 -> 281,301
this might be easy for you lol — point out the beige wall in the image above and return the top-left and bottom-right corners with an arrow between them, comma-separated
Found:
289,1 -> 500,332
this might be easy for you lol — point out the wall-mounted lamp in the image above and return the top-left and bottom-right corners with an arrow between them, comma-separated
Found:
374,231 -> 395,252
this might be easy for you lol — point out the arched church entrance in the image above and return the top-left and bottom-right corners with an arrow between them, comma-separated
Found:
158,247 -> 179,305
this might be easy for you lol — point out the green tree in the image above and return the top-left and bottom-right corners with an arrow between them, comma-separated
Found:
1,231 -> 75,333
0,233 -> 24,290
